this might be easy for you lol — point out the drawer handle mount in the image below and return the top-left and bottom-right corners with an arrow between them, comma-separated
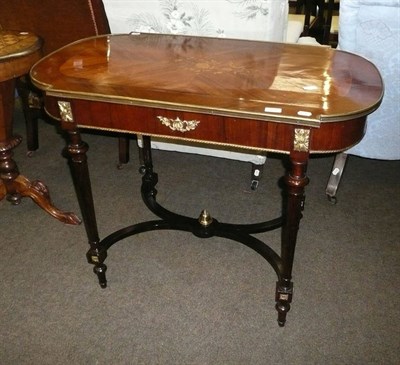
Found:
157,116 -> 200,133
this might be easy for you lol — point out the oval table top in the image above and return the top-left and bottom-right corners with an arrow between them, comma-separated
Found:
0,30 -> 42,82
30,33 -> 383,127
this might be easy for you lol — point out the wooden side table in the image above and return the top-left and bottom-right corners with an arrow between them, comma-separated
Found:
0,30 -> 79,224
30,34 -> 383,325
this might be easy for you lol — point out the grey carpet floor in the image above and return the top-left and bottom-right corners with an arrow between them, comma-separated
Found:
1,103 -> 399,364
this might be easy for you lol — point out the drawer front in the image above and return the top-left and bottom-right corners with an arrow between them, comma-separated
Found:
47,97 -> 294,152
46,96 -> 366,154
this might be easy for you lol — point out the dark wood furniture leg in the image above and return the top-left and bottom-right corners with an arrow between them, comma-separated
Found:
276,149 -> 309,326
16,77 -> 41,155
63,124 -> 311,325
65,127 -> 107,287
117,134 -> 130,169
0,79 -> 80,224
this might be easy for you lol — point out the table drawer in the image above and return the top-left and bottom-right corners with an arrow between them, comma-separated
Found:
45,96 -> 367,154
46,97 -> 294,152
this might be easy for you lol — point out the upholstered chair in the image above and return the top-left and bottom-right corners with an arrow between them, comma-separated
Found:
326,0 -> 400,201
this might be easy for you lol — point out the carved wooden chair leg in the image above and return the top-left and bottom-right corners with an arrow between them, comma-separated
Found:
326,152 -> 348,204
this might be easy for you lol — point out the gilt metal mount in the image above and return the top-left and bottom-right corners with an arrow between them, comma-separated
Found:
293,128 -> 310,152
157,116 -> 200,133
58,101 -> 74,122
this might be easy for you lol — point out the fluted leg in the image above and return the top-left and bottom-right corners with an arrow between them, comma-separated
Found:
65,128 -> 107,287
276,150 -> 309,326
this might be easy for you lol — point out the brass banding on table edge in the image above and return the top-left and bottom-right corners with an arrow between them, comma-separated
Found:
74,123 -> 362,155
36,89 -> 380,128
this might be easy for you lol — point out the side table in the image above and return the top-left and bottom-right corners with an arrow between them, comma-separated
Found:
0,30 -> 79,224
30,34 -> 383,325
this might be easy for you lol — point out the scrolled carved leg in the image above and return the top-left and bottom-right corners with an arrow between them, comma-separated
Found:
13,175 -> 81,224
0,133 -> 80,224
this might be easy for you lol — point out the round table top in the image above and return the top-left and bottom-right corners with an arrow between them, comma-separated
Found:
0,30 -> 42,82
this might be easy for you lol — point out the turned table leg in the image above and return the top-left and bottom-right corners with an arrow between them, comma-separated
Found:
64,127 -> 106,287
276,148 -> 310,326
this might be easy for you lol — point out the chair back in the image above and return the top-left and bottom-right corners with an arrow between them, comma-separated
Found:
0,0 -> 110,55
321,0 -> 337,45
102,1 -> 288,43
297,0 -> 336,44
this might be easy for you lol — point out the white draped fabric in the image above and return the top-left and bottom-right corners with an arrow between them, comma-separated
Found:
339,0 -> 400,159
103,0 -> 289,42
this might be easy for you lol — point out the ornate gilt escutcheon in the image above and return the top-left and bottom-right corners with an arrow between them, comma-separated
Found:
157,116 -> 200,133
293,128 -> 310,152
58,101 -> 74,122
